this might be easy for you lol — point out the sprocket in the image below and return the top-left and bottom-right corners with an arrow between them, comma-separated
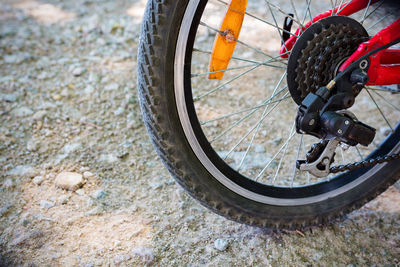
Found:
287,16 -> 369,105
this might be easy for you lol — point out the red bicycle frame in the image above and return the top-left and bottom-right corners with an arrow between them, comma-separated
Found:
280,0 -> 400,86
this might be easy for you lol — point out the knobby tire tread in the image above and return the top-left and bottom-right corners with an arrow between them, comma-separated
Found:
137,0 -> 400,229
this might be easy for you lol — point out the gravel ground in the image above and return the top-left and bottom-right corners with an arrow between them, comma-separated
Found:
0,0 -> 399,266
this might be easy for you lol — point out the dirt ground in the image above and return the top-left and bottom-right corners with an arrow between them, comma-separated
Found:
0,0 -> 399,266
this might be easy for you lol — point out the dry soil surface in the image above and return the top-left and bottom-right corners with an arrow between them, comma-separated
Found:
0,0 -> 399,266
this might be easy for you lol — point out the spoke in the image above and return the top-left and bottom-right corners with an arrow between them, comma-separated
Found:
266,1 -> 289,52
264,0 -> 306,28
365,88 -> 393,130
302,136 -> 311,184
366,13 -> 392,32
272,122 -> 296,184
212,88 -> 288,144
355,146 -> 363,160
221,91 -> 289,157
289,0 -> 301,29
336,0 -> 351,15
306,0 -> 313,24
370,89 -> 400,112
194,64 -> 259,101
212,0 -> 299,38
366,86 -> 400,93
330,0 -> 337,15
201,95 -> 290,125
256,128 -> 296,181
192,62 -> 285,78
236,73 -> 287,171
290,134 -> 303,187
360,0 -> 372,24
199,21 -> 282,61
194,53 -> 288,100
363,0 -> 385,22
193,47 -> 288,66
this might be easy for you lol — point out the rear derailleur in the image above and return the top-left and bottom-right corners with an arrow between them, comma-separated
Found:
295,65 -> 376,177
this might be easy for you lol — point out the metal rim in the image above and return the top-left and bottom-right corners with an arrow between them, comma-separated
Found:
174,0 -> 400,205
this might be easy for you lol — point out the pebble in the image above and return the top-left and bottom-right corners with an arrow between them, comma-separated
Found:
0,204 -> 12,217
40,200 -> 54,209
254,144 -> 266,153
72,67 -> 87,76
4,52 -> 32,64
62,143 -> 81,154
114,107 -> 125,116
7,165 -> 38,178
379,126 -> 391,136
75,189 -> 85,196
81,172 -> 93,179
92,189 -> 106,199
27,140 -> 39,152
32,110 -> 47,120
113,254 -> 130,265
104,83 -> 119,91
32,176 -> 45,185
99,154 -> 118,164
1,93 -> 17,102
131,246 -> 154,263
55,172 -> 84,191
85,206 -> 102,216
214,238 -> 229,251
2,179 -> 13,188
58,195 -> 69,205
11,106 -> 33,117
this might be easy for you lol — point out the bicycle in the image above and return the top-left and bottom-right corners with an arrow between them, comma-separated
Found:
137,0 -> 400,228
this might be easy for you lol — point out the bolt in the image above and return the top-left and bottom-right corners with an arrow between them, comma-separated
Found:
308,119 -> 315,126
337,129 -> 343,134
359,59 -> 368,70
322,158 -> 330,165
345,120 -> 349,125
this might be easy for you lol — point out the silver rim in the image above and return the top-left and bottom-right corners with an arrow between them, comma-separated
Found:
174,0 -> 400,205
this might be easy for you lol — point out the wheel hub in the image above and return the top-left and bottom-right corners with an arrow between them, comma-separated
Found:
287,16 -> 369,105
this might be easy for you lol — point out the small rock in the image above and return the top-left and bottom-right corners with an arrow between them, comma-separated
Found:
92,189 -> 106,199
32,176 -> 45,185
0,204 -> 12,217
7,165 -> 38,178
72,67 -> 87,77
99,154 -> 118,164
58,195 -> 69,205
86,206 -> 102,216
40,200 -> 54,209
83,171 -> 94,178
52,94 -> 62,101
83,85 -> 95,94
11,107 -> 33,117
254,144 -> 265,153
1,93 -> 17,102
75,189 -> 85,196
113,254 -> 130,265
149,182 -> 162,190
3,179 -> 13,188
131,246 -> 154,263
114,107 -> 125,116
27,140 -> 39,152
379,126 -> 391,136
214,238 -> 229,251
104,83 -> 119,91
37,72 -> 48,80
55,172 -> 84,191
32,110 -> 47,120
62,143 -> 81,154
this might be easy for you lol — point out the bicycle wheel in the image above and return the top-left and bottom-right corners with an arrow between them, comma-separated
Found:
138,0 -> 400,228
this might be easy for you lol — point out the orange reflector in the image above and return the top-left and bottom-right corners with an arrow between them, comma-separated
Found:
208,0 -> 248,80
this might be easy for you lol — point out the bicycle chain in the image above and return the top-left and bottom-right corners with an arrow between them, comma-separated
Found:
330,151 -> 400,173
294,23 -> 400,174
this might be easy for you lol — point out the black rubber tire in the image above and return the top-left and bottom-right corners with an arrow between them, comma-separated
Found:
137,0 -> 400,228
